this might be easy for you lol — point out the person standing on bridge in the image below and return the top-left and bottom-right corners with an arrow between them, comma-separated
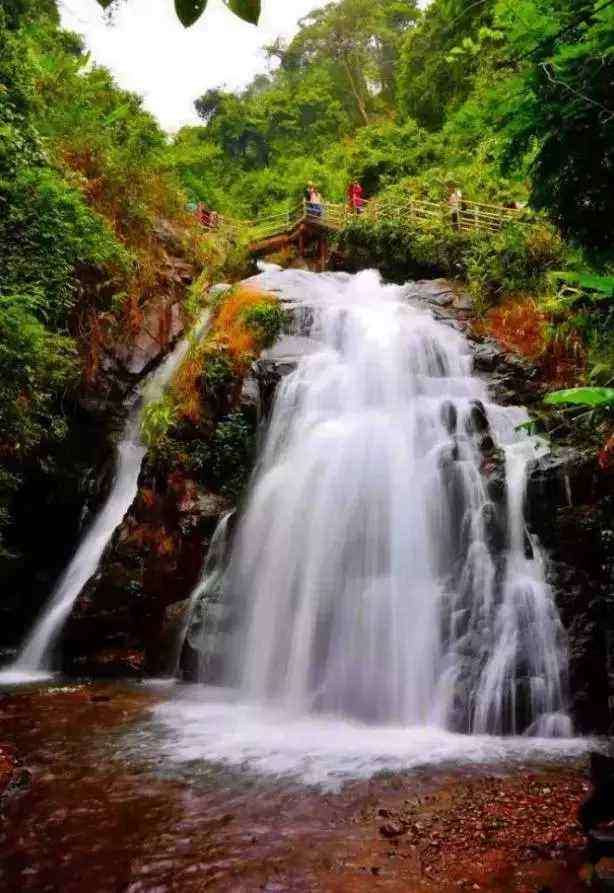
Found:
307,184 -> 323,219
348,180 -> 364,214
448,186 -> 463,230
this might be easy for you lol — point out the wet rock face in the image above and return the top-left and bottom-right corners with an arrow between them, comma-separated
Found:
62,465 -> 232,678
0,402 -> 120,654
527,449 -> 614,733
409,279 -> 474,319
409,279 -> 545,407
0,231 -> 198,658
407,278 -> 614,733
112,295 -> 185,377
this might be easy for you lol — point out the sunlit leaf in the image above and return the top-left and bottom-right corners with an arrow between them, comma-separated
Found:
549,271 -> 614,297
175,0 -> 208,28
226,0 -> 261,26
544,387 -> 614,408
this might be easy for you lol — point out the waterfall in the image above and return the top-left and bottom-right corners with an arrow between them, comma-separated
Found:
0,312 -> 210,684
195,269 -> 569,737
172,510 -> 234,679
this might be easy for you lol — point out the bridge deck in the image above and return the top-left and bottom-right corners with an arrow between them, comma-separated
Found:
205,198 -> 529,256
249,215 -> 339,254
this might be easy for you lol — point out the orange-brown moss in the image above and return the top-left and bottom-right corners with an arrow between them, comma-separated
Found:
480,297 -> 586,390
171,285 -> 277,424
213,285 -> 277,366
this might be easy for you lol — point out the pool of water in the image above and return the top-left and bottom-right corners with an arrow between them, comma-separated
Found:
0,680 -> 595,893
151,684 -> 591,789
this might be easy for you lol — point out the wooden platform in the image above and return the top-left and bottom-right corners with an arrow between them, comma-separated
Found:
249,215 -> 337,261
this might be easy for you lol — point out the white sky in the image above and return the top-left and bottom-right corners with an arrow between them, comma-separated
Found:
59,0 -> 333,132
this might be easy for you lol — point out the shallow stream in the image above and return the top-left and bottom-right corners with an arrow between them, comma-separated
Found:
0,680 -> 592,892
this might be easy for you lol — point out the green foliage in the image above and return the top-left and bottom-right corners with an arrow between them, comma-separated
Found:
0,6 -> 201,563
209,411 -> 255,499
227,0 -> 261,26
183,275 -> 209,325
141,396 -> 177,448
397,0 -> 497,130
201,229 -> 251,281
340,213 -> 564,307
0,165 -> 127,327
493,1 -> 614,250
242,302 -> 286,348
173,0 -> 418,218
0,290 -> 78,452
175,0 -> 208,28
201,347 -> 235,398
544,387 -> 614,408
549,272 -> 614,301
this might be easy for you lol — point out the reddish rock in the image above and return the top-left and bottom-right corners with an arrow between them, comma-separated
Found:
113,294 -> 185,376
0,744 -> 17,798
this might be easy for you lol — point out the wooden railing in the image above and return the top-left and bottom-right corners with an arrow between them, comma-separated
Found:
204,196 -> 528,242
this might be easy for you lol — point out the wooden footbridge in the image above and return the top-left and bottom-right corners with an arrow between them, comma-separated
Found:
208,197 -> 528,266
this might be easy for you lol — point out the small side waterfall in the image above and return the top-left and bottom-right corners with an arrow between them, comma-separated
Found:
191,269 -> 569,737
173,510 -> 234,679
1,313 -> 210,683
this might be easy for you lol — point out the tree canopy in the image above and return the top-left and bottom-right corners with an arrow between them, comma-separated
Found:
170,0 -> 614,250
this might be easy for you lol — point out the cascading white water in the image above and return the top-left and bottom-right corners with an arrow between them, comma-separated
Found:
201,268 -> 570,737
0,313 -> 210,684
171,510 -> 234,679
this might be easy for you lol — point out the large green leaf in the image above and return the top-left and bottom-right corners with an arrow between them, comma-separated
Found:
549,271 -> 614,298
544,387 -> 614,408
226,0 -> 261,25
175,0 -> 208,27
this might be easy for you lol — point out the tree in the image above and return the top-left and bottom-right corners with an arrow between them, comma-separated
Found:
285,0 -> 418,126
2,0 -> 58,29
195,88 -> 226,125
397,0 -> 497,130
493,0 -> 614,249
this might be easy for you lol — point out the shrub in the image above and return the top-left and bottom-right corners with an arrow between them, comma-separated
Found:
340,216 -> 565,310
0,290 -> 78,455
209,412 -> 256,500
141,396 -> 177,449
242,302 -> 287,348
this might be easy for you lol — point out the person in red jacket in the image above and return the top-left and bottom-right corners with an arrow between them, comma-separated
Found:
195,203 -> 211,227
348,180 -> 364,213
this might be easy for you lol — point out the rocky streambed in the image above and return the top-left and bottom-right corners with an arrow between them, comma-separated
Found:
0,681 -> 600,893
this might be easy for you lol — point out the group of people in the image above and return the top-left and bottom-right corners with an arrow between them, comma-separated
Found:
304,181 -> 471,229
192,184 -> 519,235
303,179 -> 366,219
